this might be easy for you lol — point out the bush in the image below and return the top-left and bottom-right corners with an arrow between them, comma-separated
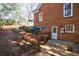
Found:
12,28 -> 21,33
43,34 -> 51,43
38,32 -> 51,44
26,27 -> 32,33
19,26 -> 32,33
67,46 -> 73,51
19,26 -> 26,31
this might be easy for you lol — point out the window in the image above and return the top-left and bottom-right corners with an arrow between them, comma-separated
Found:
53,27 -> 56,33
65,24 -> 75,33
63,3 -> 73,17
39,12 -> 43,22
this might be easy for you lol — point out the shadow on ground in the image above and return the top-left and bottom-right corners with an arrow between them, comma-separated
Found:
35,40 -> 79,56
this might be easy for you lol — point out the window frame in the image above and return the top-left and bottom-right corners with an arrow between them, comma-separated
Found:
39,12 -> 43,22
65,24 -> 75,33
63,3 -> 73,17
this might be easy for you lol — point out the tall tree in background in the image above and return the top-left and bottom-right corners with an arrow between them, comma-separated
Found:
0,3 -> 40,27
0,3 -> 20,19
24,3 -> 38,26
0,3 -> 21,27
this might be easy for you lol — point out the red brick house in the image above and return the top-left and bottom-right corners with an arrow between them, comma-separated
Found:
34,3 -> 79,43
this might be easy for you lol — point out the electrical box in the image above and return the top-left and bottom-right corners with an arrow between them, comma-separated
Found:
60,28 -> 64,33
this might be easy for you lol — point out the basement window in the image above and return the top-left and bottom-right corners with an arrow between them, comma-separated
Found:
65,24 -> 75,33
63,3 -> 73,17
39,12 -> 43,22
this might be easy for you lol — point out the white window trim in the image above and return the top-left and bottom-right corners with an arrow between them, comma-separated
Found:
39,12 -> 43,22
63,3 -> 73,17
65,24 -> 75,33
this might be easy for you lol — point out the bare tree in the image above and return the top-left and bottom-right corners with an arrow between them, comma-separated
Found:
25,3 -> 38,26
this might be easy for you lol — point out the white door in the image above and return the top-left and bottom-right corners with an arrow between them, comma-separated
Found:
51,26 -> 57,39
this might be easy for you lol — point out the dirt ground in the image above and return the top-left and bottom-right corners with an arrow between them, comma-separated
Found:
0,30 -> 79,56
0,30 -> 39,56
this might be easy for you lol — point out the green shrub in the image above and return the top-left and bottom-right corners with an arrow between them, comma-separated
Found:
12,28 -> 20,33
19,26 -> 32,33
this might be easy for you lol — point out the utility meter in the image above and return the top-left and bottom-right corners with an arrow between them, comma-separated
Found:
60,28 -> 64,33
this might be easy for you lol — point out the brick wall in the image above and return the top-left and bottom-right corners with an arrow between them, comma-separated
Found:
34,3 -> 79,43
